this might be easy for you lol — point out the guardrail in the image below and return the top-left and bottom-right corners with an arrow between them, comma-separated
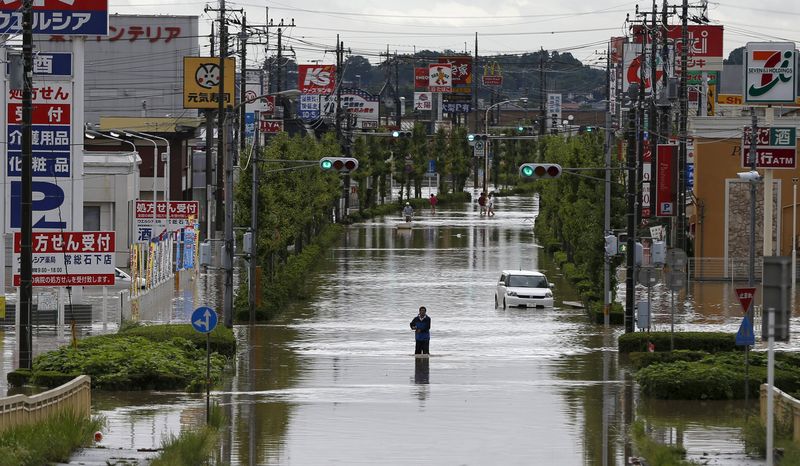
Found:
0,375 -> 91,432
688,257 -> 765,282
761,383 -> 800,443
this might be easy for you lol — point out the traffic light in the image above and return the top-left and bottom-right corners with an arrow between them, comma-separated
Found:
604,234 -> 617,257
320,157 -> 358,173
651,241 -> 666,265
617,233 -> 628,254
519,163 -> 562,179
392,130 -> 411,138
467,133 -> 488,142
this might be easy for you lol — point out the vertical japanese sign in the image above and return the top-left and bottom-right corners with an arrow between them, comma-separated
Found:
655,144 -> 677,217
13,231 -> 116,286
546,93 -> 562,129
134,200 -> 199,242
0,0 -> 109,35
642,140 -> 652,218
428,63 -> 452,93
6,81 -> 74,231
299,94 -> 320,121
741,126 -> 797,169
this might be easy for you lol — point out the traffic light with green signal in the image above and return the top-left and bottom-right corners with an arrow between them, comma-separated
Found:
519,163 -> 562,179
320,157 -> 358,173
467,133 -> 488,142
392,130 -> 412,138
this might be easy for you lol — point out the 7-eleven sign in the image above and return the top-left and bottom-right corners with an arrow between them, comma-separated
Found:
735,287 -> 756,313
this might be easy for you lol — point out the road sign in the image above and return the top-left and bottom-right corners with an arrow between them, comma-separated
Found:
473,140 -> 485,158
637,266 -> 659,287
665,248 -> 687,269
735,287 -> 756,313
735,315 -> 755,346
191,306 -> 218,334
666,270 -> 686,291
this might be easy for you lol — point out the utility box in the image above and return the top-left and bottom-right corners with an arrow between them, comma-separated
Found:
636,301 -> 650,329
199,241 -> 211,267
651,241 -> 666,265
635,242 -> 644,266
762,256 -> 791,342
243,231 -> 253,255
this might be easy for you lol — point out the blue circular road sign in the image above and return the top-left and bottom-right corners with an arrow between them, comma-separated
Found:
191,306 -> 218,334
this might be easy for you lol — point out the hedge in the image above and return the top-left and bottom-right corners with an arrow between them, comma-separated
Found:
618,332 -> 737,353
121,323 -> 236,357
628,350 -> 708,370
587,302 -> 624,325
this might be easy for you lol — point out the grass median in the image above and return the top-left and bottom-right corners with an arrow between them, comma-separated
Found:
0,411 -> 103,466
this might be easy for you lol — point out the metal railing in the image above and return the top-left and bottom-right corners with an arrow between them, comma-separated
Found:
0,375 -> 91,432
688,257 -> 765,282
761,383 -> 800,443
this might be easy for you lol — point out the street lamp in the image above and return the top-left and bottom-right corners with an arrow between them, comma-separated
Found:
115,130 -> 160,239
483,98 -> 528,193
126,130 -> 171,234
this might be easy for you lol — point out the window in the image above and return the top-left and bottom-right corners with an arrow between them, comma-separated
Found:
84,206 -> 101,231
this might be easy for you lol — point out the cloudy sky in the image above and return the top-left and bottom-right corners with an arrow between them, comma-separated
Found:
110,0 -> 800,67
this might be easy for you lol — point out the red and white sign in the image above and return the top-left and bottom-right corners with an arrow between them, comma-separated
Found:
13,231 -> 116,287
415,68 -> 429,91
634,25 -> 724,72
298,64 -> 336,95
428,63 -> 452,93
414,92 -> 432,111
134,200 -> 199,242
736,287 -> 756,313
622,43 -> 672,94
655,144 -> 677,217
482,75 -> 503,86
259,119 -> 284,134
642,140 -> 652,219
439,56 -> 472,92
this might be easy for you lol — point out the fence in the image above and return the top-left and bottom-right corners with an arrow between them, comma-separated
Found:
688,257 -> 765,282
0,375 -> 91,432
761,383 -> 800,443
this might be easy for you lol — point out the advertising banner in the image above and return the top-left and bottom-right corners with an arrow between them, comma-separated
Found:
642,140 -> 652,218
321,89 -> 379,129
0,0 -> 109,35
547,93 -> 562,129
655,144 -> 677,217
13,231 -> 115,287
415,68 -> 429,91
745,42 -> 796,104
134,200 -> 199,242
741,126 -> 797,169
259,120 -> 284,134
183,57 -> 236,109
442,93 -> 471,113
414,92 -> 432,111
298,64 -> 336,95
439,56 -> 472,93
622,43 -> 674,95
299,94 -> 320,121
428,63 -> 452,93
6,80 -> 74,232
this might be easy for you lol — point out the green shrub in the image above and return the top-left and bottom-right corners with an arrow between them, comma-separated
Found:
587,301 -> 624,325
0,412 -> 103,466
553,251 -> 568,266
30,371 -> 81,388
630,420 -> 694,466
7,369 -> 31,387
618,332 -> 736,353
629,350 -> 707,370
120,324 -> 236,357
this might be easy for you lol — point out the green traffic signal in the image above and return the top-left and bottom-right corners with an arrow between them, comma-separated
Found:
320,159 -> 333,170
521,165 -> 534,177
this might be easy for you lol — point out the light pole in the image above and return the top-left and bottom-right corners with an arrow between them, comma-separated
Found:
484,98 -> 528,193
127,131 -> 171,235
113,131 -> 160,240
793,177 -> 798,309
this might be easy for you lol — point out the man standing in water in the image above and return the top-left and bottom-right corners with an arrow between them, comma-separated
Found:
409,306 -> 431,354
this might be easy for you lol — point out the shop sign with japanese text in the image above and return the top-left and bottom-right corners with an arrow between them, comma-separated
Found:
183,57 -> 236,109
0,0 -> 109,36
741,126 -> 797,169
13,231 -> 115,287
135,200 -> 199,242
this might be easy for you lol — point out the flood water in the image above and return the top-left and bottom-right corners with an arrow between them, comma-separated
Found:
68,193 -> 800,464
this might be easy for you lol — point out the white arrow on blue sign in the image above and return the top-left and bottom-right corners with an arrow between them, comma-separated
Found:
735,315 -> 755,346
191,306 -> 218,334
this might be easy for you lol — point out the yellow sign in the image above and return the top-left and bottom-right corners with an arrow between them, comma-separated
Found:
0,296 -> 5,319
183,57 -> 236,109
707,84 -> 716,116
718,93 -> 800,107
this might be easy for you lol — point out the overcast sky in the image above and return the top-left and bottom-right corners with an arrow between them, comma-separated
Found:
111,0 -> 800,68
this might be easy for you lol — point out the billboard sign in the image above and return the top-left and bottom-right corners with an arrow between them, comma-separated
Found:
442,93 -> 471,113
642,140 -> 652,218
0,0 -> 109,35
414,92 -> 432,111
741,126 -> 797,169
134,200 -> 199,242
321,89 -> 379,129
482,75 -> 502,86
547,93 -> 562,129
299,94 -> 320,121
655,144 -> 677,217
439,56 -> 472,93
428,63 -> 452,93
183,57 -> 236,109
13,231 -> 115,287
298,65 -> 336,95
745,42 -> 796,104
6,81 -> 74,231
414,67 -> 429,91
259,119 -> 284,134
622,43 -> 673,94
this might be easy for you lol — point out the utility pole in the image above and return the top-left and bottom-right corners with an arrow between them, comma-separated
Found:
19,0 -> 34,369
604,40 -> 613,328
215,0 -> 227,235
677,0 -> 689,252
539,48 -> 545,138
239,13 -> 247,158
249,118 -> 260,325
473,33 -> 479,133
394,52 -> 401,128
204,24 -> 215,241
625,83 -> 639,334
335,35 -> 343,141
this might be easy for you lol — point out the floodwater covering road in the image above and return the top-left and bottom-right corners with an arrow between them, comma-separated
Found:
86,193 -> 782,465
